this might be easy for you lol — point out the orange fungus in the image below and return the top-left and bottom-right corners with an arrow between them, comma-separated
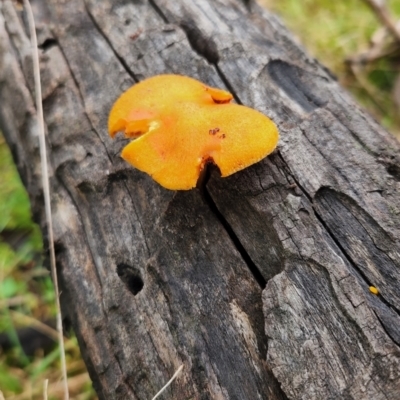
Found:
108,74 -> 279,190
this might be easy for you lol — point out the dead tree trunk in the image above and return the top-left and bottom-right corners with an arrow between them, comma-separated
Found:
1,0 -> 400,398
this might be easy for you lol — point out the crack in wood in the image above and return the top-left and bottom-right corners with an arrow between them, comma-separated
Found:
314,188 -> 400,314
179,17 -> 219,64
298,126 -> 358,195
148,0 -> 169,23
203,183 -> 267,289
275,152 -> 398,310
267,60 -> 328,113
83,0 -> 138,83
47,33 -> 114,167
215,64 -> 242,104
372,309 -> 400,348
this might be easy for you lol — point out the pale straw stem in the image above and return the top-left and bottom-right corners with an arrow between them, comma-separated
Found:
23,1 -> 69,399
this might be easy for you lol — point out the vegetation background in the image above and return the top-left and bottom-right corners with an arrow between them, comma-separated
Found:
1,0 -> 399,398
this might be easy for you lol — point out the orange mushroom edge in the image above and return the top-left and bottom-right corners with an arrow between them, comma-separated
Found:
108,74 -> 279,190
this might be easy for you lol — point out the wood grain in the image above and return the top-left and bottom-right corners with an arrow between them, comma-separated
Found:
1,0 -> 399,398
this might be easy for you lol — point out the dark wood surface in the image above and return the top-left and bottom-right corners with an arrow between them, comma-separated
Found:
1,0 -> 400,398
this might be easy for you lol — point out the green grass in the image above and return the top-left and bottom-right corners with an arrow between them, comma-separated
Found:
0,136 -> 42,272
263,0 -> 378,70
262,0 -> 400,136
0,134 -> 96,399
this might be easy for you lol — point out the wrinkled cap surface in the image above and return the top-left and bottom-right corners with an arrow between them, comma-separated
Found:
108,74 -> 279,190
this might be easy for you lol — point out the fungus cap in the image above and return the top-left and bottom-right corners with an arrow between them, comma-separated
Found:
108,74 -> 279,190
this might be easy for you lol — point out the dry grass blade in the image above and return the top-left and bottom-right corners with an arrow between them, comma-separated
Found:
23,1 -> 69,399
363,0 -> 400,42
151,365 -> 183,400
43,379 -> 48,400
8,373 -> 90,400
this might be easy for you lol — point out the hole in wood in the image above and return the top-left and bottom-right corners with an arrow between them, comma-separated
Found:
38,38 -> 57,52
387,164 -> 400,182
116,263 -> 144,295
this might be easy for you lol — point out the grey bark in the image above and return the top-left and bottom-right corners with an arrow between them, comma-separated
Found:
1,0 -> 400,399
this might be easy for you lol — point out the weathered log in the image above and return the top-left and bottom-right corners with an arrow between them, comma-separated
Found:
1,0 -> 400,399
